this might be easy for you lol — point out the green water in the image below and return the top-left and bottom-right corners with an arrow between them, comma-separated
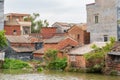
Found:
0,70 -> 120,80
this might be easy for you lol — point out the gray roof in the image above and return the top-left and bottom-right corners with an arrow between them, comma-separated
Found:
44,36 -> 66,43
11,46 -> 35,52
69,42 -> 106,55
6,35 -> 31,43
108,52 -> 120,56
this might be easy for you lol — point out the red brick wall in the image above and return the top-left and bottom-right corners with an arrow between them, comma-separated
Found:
68,55 -> 86,68
41,27 -> 57,34
33,53 -> 43,58
4,25 -> 21,35
44,43 -> 58,50
68,26 -> 90,45
41,27 -> 57,39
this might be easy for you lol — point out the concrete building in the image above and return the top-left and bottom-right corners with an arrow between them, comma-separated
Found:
0,0 -> 4,30
4,13 -> 31,35
86,0 -> 120,42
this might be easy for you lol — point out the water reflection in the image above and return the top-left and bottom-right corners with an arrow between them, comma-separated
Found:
0,70 -> 120,80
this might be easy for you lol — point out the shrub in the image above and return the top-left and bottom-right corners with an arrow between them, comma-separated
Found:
48,58 -> 67,70
84,37 -> 115,73
2,58 -> 30,69
44,49 -> 67,70
110,70 -> 118,76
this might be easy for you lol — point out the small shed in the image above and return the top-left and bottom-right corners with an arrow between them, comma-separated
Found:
106,42 -> 120,72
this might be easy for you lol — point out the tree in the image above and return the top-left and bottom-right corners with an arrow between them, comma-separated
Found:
24,13 -> 49,33
0,30 -> 7,50
44,49 -> 67,70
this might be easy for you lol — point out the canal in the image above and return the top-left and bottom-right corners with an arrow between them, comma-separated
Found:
0,70 -> 120,80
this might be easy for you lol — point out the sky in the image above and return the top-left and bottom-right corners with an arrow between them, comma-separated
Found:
4,0 -> 95,26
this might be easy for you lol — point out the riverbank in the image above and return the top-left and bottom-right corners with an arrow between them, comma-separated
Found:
0,69 -> 120,80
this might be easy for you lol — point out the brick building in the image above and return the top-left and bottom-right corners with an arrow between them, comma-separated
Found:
41,27 -> 57,39
4,13 -> 31,35
5,35 -> 42,60
33,36 -> 78,60
86,0 -> 120,42
67,24 -> 90,45
106,42 -> 120,74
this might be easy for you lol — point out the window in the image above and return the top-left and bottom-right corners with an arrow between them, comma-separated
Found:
13,30 -> 17,35
104,35 -> 108,42
64,30 -> 67,32
95,15 -> 99,23
77,34 -> 80,42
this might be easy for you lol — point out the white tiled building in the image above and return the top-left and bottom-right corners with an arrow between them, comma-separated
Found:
87,0 -> 120,42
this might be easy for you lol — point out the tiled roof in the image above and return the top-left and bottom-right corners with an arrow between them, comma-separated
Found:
6,35 -> 31,43
52,22 -> 82,28
44,36 -> 66,43
11,46 -> 35,52
33,36 -> 78,54
69,42 -> 106,55
111,42 -> 120,52
86,3 -> 95,6
68,23 -> 87,32
108,52 -> 120,56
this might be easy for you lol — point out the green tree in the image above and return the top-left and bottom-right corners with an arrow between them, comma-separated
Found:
24,13 -> 49,33
84,37 -> 116,73
44,49 -> 67,70
0,30 -> 7,49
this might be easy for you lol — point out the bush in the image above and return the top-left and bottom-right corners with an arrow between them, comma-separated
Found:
110,70 -> 118,76
84,37 -> 115,73
2,58 -> 30,69
44,49 -> 67,70
48,58 -> 67,70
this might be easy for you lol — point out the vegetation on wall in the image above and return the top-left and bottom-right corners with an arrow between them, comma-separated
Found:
84,37 -> 115,73
24,13 -> 49,33
44,49 -> 67,70
0,30 -> 7,49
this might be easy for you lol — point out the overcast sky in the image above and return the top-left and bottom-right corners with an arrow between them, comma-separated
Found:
4,0 -> 95,25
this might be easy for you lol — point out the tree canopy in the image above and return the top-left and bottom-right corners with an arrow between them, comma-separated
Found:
0,30 -> 7,49
24,13 -> 49,33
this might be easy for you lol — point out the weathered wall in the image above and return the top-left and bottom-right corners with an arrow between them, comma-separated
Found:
5,47 -> 33,60
87,0 -> 118,42
4,25 -> 21,35
68,55 -> 86,68
0,0 -> 4,30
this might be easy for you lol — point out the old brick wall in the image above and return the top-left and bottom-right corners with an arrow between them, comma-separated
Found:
4,25 -> 21,35
68,55 -> 86,68
41,27 -> 57,39
67,26 -> 90,45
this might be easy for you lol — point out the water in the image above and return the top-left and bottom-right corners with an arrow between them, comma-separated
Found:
0,70 -> 120,80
